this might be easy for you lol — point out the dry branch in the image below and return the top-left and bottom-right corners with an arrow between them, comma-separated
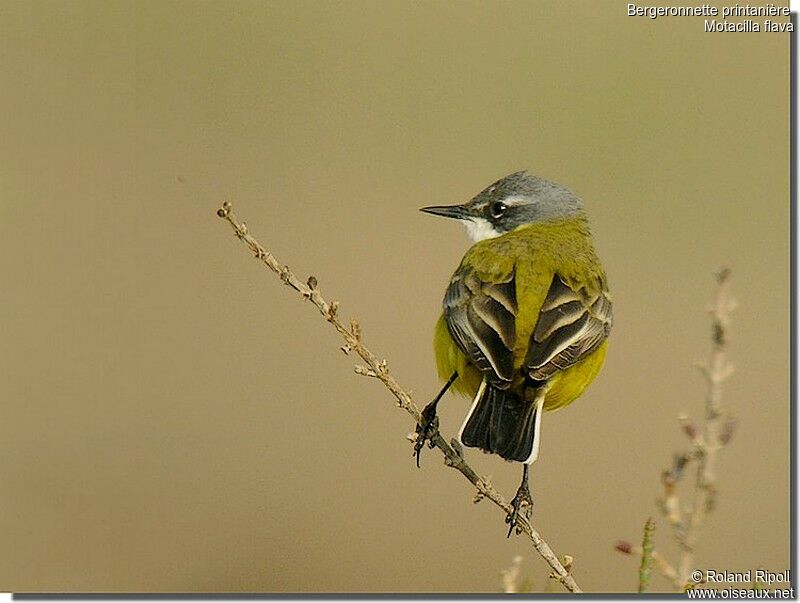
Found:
675,268 -> 737,584
616,269 -> 737,591
215,202 -> 581,593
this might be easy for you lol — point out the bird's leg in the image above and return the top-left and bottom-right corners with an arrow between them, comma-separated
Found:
506,464 -> 533,537
414,371 -> 458,467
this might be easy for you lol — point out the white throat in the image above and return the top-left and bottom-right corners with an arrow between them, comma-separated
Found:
462,217 -> 502,243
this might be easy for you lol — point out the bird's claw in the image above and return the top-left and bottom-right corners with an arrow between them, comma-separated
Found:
413,406 -> 439,467
505,485 -> 533,538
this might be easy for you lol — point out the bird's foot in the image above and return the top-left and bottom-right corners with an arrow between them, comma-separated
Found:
413,403 -> 439,467
505,482 -> 533,537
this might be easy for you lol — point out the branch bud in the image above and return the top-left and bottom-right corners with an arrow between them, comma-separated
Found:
682,422 -> 698,440
216,201 -> 231,217
672,452 -> 690,480
326,301 -> 339,321
350,319 -> 362,341
615,540 -> 633,555
353,364 -> 377,377
718,417 -> 738,445
279,265 -> 292,285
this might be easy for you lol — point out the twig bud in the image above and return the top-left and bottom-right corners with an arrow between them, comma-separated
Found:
307,276 -> 318,290
682,422 -> 698,440
326,301 -> 340,321
615,540 -> 633,555
473,475 -> 491,503
279,265 -> 292,285
350,319 -> 361,341
712,321 -> 726,346
672,452 -> 689,479
719,417 -> 738,445
353,364 -> 377,377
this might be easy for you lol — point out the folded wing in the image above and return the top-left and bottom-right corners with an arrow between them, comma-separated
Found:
525,274 -> 613,382
443,266 -> 517,388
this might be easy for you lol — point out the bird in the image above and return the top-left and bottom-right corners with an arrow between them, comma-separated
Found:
416,170 -> 612,535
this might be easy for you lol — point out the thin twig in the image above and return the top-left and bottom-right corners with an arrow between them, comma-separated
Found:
676,268 -> 737,584
638,518 -> 656,593
215,202 -> 581,593
616,269 -> 736,591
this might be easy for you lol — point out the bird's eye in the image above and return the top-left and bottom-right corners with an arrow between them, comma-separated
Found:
490,201 -> 507,218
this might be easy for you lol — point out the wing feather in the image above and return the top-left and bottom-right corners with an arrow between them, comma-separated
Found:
525,274 -> 612,382
483,280 -> 517,314
444,267 -> 517,387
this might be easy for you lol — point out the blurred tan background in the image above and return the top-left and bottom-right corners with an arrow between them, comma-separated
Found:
0,0 -> 789,594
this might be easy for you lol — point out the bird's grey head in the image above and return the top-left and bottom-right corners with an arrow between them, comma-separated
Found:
420,171 -> 584,243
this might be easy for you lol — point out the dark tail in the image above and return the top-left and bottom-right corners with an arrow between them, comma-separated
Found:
458,381 -> 542,463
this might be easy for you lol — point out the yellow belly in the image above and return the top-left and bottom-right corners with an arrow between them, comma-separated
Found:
434,315 -> 607,412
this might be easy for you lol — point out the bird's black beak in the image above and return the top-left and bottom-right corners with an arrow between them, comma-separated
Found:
419,204 -> 470,220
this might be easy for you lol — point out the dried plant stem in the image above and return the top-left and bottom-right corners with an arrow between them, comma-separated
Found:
638,518 -> 656,592
675,269 -> 737,584
616,269 -> 736,592
215,202 -> 581,593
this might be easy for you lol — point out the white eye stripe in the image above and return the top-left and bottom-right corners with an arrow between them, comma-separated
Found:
499,196 -> 529,207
